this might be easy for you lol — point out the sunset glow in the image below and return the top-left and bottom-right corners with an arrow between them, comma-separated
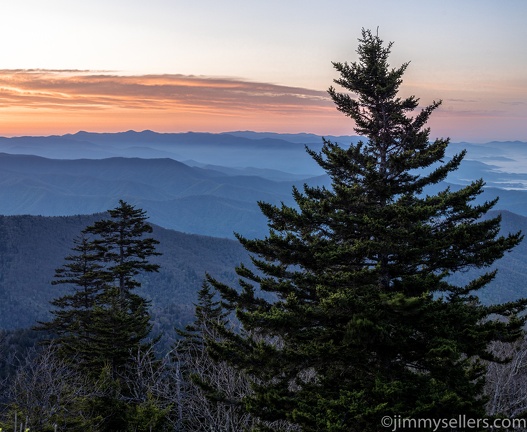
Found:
0,1 -> 525,142
0,69 -> 524,142
0,70 -> 350,136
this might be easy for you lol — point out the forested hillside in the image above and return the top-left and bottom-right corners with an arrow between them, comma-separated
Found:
0,213 -> 251,330
0,210 -> 526,334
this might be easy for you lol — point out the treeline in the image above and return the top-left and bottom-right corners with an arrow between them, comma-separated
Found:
2,29 -> 527,431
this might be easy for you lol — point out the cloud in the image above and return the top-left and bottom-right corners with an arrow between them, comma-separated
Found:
500,101 -> 526,106
446,98 -> 478,103
0,69 -> 352,136
0,69 -> 334,113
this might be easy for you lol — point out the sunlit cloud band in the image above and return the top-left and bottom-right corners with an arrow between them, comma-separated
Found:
0,70 -> 333,112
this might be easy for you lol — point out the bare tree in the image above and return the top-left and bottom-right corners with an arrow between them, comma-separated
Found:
485,338 -> 527,418
172,336 -> 255,432
119,345 -> 175,431
3,343 -> 105,431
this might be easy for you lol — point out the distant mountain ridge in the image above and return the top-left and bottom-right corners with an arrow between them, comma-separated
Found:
1,129 -> 526,182
0,152 -> 309,238
0,131 -> 329,174
1,130 -> 523,176
1,149 -> 527,238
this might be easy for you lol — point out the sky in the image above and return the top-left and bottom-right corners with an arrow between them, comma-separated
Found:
0,0 -> 525,142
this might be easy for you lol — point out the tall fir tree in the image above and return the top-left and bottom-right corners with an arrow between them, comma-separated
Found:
40,200 -> 160,377
207,29 -> 527,431
82,200 -> 160,379
37,200 -> 162,431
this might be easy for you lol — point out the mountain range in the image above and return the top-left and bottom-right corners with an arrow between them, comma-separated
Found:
2,130 -> 527,182
0,151 -> 334,238
0,131 -> 527,238
0,130 -> 527,334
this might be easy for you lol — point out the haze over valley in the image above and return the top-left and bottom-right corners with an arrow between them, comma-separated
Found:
1,131 -> 527,334
1,131 -> 527,239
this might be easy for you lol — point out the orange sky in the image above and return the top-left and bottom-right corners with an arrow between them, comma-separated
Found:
0,69 -> 525,143
0,70 -> 346,137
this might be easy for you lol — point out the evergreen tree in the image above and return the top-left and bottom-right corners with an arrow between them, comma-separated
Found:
40,200 -> 160,377
38,200 -> 162,431
37,234 -> 106,369
207,29 -> 527,431
82,200 -> 160,379
178,280 -> 228,351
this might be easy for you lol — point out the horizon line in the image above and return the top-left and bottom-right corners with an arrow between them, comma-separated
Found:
0,129 -> 524,145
